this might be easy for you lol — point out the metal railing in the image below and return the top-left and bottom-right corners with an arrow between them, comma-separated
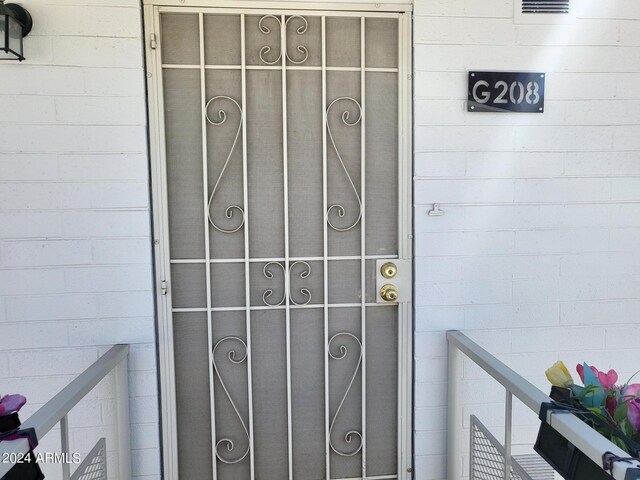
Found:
447,330 -> 640,480
0,345 -> 131,480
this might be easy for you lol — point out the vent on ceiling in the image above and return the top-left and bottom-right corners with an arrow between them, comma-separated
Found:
522,0 -> 570,14
514,0 -> 576,24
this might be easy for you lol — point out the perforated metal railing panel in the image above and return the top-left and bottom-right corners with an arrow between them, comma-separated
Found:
70,438 -> 107,480
471,419 -> 525,480
512,454 -> 557,480
470,416 -> 554,480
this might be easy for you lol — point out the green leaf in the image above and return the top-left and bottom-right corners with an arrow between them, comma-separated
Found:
620,419 -> 634,437
615,402 -> 629,423
611,436 -> 630,454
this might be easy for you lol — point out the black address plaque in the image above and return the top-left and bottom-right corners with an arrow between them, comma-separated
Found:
468,71 -> 545,113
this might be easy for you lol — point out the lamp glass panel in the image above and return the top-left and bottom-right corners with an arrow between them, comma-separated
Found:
0,15 -> 6,50
0,15 -> 13,59
8,15 -> 21,56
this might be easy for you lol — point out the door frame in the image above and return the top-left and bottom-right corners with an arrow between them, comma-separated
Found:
143,3 -> 413,478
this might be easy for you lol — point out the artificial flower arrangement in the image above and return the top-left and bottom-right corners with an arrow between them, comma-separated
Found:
0,394 -> 46,480
0,394 -> 27,432
0,394 -> 27,418
545,361 -> 640,454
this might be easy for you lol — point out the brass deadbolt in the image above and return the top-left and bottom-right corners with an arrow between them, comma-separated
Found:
380,284 -> 399,302
380,262 -> 397,279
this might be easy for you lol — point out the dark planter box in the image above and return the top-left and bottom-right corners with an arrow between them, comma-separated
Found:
536,388 -> 640,480
0,413 -> 45,480
0,413 -> 20,433
535,420 -> 612,480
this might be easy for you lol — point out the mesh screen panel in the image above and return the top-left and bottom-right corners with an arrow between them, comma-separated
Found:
287,70 -> 324,258
161,14 -> 200,65
366,73 -> 399,256
326,17 -> 360,68
328,260 -> 361,304
164,69 -> 205,259
365,18 -> 398,68
210,263 -> 246,308
174,313 -> 214,480
204,14 -> 241,65
246,69 -> 286,259
291,309 -> 326,479
171,263 -> 207,308
366,306 -> 399,476
252,310 -> 289,479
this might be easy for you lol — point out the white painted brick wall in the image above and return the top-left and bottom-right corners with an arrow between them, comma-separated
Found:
413,1 -> 640,479
0,1 -> 159,479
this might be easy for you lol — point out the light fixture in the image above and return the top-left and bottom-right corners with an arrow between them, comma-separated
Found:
0,0 -> 32,61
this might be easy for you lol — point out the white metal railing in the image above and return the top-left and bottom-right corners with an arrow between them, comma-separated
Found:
447,330 -> 640,480
0,344 -> 131,480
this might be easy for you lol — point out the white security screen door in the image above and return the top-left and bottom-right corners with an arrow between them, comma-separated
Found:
145,3 -> 412,479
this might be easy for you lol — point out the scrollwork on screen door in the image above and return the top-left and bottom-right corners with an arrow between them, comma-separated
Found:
211,337 -> 250,464
262,261 -> 312,306
259,15 -> 309,65
326,97 -> 363,232
205,96 -> 245,234
328,332 -> 363,457
203,14 -> 371,473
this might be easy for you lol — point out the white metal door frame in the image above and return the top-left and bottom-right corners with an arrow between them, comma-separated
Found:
143,3 -> 413,479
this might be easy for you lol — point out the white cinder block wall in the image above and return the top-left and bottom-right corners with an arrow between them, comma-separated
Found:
0,1 -> 160,479
1,0 -> 639,479
413,0 -> 640,478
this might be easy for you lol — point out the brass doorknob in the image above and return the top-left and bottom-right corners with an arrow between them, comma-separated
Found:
380,262 -> 397,279
380,284 -> 399,302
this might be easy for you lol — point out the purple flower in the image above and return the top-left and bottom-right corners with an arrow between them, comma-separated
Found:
0,395 -> 27,416
628,398 -> 640,432
625,384 -> 640,398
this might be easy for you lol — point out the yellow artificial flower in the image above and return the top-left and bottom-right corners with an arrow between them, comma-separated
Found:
545,361 -> 574,388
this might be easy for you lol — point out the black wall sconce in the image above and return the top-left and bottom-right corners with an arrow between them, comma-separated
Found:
0,0 -> 32,61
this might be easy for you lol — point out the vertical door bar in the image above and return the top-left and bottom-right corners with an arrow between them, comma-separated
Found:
321,15 -> 331,480
240,14 -> 257,480
360,16 -> 368,480
396,15 -> 405,478
60,415 -> 70,480
447,346 -> 463,480
397,13 -> 413,478
115,355 -> 132,480
199,12 -> 218,480
148,7 -> 179,478
280,13 -> 294,480
504,391 -> 513,480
